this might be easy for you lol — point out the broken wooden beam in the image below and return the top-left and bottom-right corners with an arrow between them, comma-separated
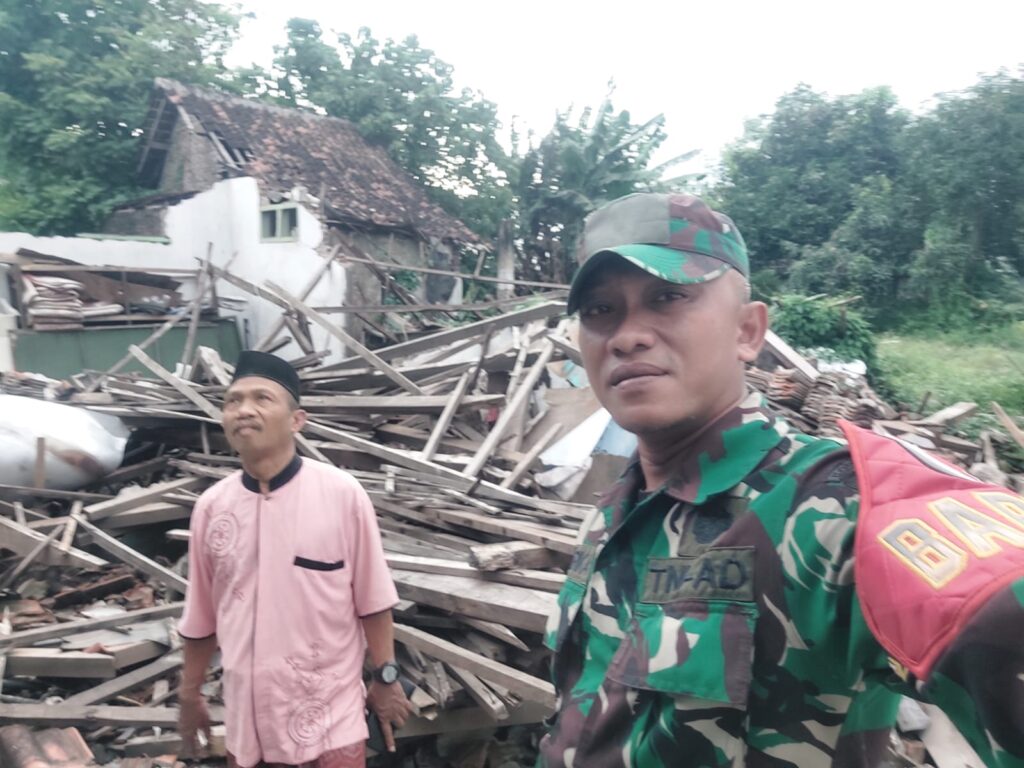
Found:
384,553 -> 564,593
390,569 -> 556,633
267,281 -> 424,395
84,476 -> 204,521
0,516 -> 106,570
0,703 -> 224,728
0,604 -> 184,651
394,624 -> 555,708
468,540 -> 561,572
422,371 -> 472,462
75,517 -> 188,595
300,392 -> 502,415
992,401 -> 1024,452
63,651 -> 182,706
464,340 -> 555,478
916,401 -> 978,427
763,329 -> 819,382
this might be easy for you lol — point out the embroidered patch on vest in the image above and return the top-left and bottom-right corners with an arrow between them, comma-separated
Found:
642,546 -> 755,603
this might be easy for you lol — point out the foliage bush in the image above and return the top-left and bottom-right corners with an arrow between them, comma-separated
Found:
770,295 -> 878,372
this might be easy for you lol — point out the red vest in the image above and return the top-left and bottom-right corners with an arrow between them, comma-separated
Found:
841,420 -> 1024,681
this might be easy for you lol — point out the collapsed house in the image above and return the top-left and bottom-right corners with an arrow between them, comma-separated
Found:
0,78 -> 483,370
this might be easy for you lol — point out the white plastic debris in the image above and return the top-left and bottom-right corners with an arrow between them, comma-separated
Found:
0,394 -> 129,489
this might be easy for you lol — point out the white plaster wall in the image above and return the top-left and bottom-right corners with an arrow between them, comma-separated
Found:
0,177 -> 349,364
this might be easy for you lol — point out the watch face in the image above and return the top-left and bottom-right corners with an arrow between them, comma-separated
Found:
380,663 -> 399,684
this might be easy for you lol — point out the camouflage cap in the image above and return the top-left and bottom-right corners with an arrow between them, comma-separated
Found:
566,192 -> 749,313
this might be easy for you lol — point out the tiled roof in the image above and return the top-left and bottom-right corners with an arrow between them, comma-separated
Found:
153,79 -> 478,244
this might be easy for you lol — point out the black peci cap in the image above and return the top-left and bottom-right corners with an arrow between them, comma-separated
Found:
231,351 -> 301,404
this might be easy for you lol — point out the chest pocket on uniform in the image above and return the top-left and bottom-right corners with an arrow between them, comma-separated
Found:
605,546 -> 758,706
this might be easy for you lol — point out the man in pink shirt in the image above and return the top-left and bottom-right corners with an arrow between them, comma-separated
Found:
178,351 -> 412,767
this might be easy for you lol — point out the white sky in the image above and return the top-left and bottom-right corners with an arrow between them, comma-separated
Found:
227,0 -> 1023,173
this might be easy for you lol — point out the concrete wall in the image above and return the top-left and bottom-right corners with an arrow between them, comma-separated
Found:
102,206 -> 167,237
0,177 -> 349,364
160,113 -> 220,194
342,230 -> 460,342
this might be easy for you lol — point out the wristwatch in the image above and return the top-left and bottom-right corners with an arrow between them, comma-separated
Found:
373,661 -> 400,685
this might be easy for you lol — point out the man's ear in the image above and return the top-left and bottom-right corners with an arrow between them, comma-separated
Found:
737,301 -> 769,363
291,408 -> 308,433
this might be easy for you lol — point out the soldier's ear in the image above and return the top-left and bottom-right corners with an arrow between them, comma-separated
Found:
736,301 -> 768,363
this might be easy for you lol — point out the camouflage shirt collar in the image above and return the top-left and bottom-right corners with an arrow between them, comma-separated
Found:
605,390 -> 788,508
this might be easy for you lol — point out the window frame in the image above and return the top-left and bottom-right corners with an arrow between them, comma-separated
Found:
259,203 -> 300,243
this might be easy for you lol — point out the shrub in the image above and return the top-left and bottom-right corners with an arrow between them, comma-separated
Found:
770,294 -> 878,372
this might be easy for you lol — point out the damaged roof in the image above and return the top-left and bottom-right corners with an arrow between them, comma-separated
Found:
140,78 -> 478,245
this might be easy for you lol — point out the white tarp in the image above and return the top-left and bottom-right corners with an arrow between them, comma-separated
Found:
0,395 -> 129,489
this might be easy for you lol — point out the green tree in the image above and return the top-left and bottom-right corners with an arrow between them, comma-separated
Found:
515,98 -> 697,284
269,20 -> 514,241
902,70 -> 1024,308
788,175 -> 922,321
0,0 -> 239,234
716,85 -> 908,277
771,294 -> 877,371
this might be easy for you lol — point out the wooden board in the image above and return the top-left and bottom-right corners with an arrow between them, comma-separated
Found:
0,516 -> 106,569
84,476 -> 204,521
0,703 -> 224,728
916,401 -> 978,427
993,401 -> 1024,452
763,329 -> 819,382
394,624 -> 555,708
385,551 -> 565,593
390,570 -> 555,633
5,648 -> 118,679
77,517 -> 188,594
469,540 -> 559,571
304,420 -> 588,518
268,281 -> 423,395
446,665 -> 509,721
377,498 -> 577,555
325,301 -> 565,370
0,603 -> 184,651
63,651 -> 182,706
300,392 -> 502,414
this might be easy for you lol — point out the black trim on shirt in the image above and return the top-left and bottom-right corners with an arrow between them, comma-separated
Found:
293,556 -> 345,571
241,453 -> 303,493
178,629 -> 217,641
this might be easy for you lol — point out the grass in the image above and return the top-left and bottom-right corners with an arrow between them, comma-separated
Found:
875,322 -> 1024,443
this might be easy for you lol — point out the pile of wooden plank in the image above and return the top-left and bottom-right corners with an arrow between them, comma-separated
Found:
1,276 -> 1022,766
3,250 -> 190,332
0,296 -> 589,765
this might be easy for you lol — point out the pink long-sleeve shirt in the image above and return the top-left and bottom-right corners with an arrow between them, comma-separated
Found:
179,455 -> 398,767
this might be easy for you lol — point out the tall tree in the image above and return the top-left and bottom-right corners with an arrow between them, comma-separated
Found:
715,85 -> 908,278
788,174 -> 922,321
903,70 -> 1024,307
0,0 -> 239,234
269,20 -> 514,241
515,99 -> 697,284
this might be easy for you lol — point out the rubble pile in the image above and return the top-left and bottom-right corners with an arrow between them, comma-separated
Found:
0,274 -> 1020,767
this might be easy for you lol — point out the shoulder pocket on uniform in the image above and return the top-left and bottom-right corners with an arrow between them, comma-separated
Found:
293,556 -> 345,571
606,599 -> 757,706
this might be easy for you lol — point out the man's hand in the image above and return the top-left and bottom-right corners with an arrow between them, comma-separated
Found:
178,692 -> 212,758
366,679 -> 413,752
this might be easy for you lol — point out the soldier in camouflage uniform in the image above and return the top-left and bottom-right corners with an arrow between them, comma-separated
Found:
538,193 -> 1024,767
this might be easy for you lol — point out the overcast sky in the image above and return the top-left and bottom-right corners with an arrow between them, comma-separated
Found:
227,0 -> 1023,172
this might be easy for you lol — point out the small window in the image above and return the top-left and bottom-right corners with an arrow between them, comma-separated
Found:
260,204 -> 299,242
